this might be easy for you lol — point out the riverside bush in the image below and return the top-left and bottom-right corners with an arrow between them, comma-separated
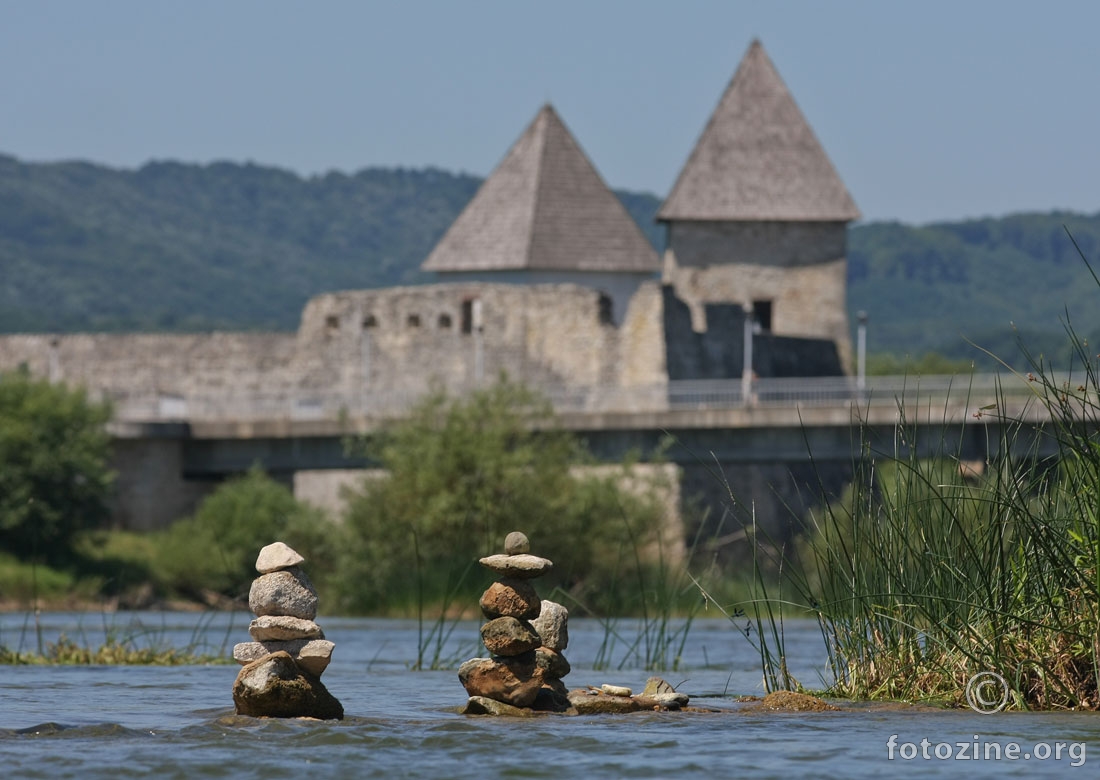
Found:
742,234 -> 1100,709
336,378 -> 669,615
0,370 -> 113,562
154,467 -> 337,602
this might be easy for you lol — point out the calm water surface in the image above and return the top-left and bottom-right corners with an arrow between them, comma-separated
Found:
1,612 -> 1097,778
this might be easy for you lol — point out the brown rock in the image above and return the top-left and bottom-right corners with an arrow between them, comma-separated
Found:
248,568 -> 318,620
480,616 -> 541,656
534,646 -> 571,679
232,651 -> 343,719
457,653 -> 545,708
480,578 -> 540,620
633,694 -> 684,710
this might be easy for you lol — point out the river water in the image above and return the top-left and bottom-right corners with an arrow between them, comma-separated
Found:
1,611 -> 1097,777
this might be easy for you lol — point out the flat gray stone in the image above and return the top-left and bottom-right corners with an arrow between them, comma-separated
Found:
479,553 -> 552,579
567,688 -> 643,714
531,600 -> 569,651
249,615 -> 324,642
232,639 -> 335,676
255,542 -> 305,573
249,569 -> 318,620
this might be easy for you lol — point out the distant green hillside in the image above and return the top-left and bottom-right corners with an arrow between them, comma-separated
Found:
849,213 -> 1100,367
2,153 -> 1098,368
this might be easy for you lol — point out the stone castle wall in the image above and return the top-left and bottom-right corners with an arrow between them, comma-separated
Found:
663,221 -> 853,371
0,282 -> 671,412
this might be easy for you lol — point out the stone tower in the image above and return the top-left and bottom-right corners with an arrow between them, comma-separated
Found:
658,39 -> 860,375
421,104 -> 659,325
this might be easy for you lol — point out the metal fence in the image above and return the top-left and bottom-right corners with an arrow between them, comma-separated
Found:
108,372 -> 1047,424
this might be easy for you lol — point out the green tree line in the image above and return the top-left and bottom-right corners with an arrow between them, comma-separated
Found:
3,152 -> 1099,366
0,372 -> 676,617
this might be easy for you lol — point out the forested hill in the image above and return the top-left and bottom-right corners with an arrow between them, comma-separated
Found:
3,152 -> 1099,365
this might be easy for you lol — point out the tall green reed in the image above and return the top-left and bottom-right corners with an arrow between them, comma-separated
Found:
738,233 -> 1100,710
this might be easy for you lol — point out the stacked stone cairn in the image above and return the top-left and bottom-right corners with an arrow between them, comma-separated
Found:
231,542 -> 343,720
459,531 -> 573,714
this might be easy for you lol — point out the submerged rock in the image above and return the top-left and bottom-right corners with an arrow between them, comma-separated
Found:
232,651 -> 343,720
458,654 -> 546,708
758,691 -> 838,712
532,679 -> 574,713
461,696 -> 534,717
567,689 -> 643,714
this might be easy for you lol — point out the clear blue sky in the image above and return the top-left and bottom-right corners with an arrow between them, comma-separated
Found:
3,0 -> 1098,224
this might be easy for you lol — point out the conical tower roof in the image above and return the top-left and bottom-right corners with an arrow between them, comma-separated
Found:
658,40 -> 859,222
422,104 -> 658,273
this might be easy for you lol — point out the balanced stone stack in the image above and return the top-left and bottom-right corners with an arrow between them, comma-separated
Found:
231,542 -> 343,719
459,531 -> 572,712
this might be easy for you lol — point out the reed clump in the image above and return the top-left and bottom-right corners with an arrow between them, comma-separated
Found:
741,235 -> 1100,710
0,633 -> 228,665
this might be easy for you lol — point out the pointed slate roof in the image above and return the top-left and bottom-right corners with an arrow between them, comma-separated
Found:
422,104 -> 659,273
658,39 -> 860,222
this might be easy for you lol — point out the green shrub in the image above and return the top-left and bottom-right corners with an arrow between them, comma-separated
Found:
336,378 -> 669,615
0,370 -> 113,562
153,467 -> 338,601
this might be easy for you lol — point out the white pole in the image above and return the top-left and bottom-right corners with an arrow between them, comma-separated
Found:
742,304 -> 754,405
857,310 -> 868,391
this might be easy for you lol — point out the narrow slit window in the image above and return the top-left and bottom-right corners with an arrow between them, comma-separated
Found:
597,293 -> 613,325
752,300 -> 773,332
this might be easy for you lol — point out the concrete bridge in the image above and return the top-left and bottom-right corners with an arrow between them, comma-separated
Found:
106,373 -> 1068,533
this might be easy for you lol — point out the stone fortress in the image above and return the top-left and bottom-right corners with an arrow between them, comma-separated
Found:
0,40 -> 860,529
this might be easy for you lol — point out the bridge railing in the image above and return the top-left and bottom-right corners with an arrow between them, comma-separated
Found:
107,372 -> 1049,424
